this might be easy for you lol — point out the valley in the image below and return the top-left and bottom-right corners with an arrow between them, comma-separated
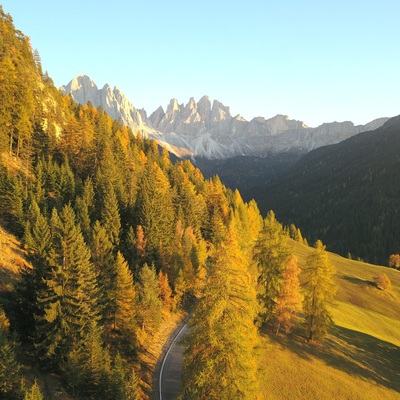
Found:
0,4 -> 399,399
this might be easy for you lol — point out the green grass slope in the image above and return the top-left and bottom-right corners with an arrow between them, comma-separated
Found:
258,240 -> 400,399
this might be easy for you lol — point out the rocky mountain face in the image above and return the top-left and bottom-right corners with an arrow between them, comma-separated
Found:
61,75 -> 148,133
62,75 -> 389,159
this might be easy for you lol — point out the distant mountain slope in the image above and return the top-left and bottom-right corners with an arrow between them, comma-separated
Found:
255,115 -> 400,264
62,75 -> 389,159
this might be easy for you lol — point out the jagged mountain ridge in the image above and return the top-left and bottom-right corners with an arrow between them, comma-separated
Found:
61,74 -> 149,132
62,75 -> 389,159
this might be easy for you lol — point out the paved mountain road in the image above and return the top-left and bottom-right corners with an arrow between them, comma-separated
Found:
153,320 -> 189,400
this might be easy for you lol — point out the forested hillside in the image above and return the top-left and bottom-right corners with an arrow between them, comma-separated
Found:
0,7 -> 264,398
255,116 -> 400,265
0,6 -> 399,400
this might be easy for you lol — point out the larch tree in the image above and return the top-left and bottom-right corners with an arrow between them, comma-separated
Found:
183,218 -> 260,399
374,272 -> 392,290
137,162 -> 174,259
158,270 -> 174,313
136,263 -> 162,339
253,210 -> 290,325
113,251 -> 136,335
273,254 -> 302,335
101,182 -> 121,247
303,240 -> 337,342
23,381 -> 43,400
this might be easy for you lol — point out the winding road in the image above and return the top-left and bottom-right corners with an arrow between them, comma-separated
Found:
153,321 -> 189,400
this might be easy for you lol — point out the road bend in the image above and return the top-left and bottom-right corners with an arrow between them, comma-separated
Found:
153,320 -> 189,400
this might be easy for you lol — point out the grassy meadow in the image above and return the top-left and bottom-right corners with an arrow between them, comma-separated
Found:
257,240 -> 400,399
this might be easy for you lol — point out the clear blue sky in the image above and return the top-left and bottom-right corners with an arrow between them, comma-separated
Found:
2,0 -> 400,126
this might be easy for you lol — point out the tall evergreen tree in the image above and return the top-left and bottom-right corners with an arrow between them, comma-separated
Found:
0,308 -> 22,399
90,220 -> 116,328
34,205 -> 99,365
303,240 -> 337,342
64,321 -> 110,398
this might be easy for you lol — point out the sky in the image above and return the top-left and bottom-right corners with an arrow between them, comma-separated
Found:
2,0 -> 400,127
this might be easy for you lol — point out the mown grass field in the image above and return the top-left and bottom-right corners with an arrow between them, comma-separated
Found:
258,240 -> 400,399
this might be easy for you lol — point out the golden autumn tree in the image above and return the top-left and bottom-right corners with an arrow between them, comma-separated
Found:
303,240 -> 337,342
374,272 -> 392,290
254,210 -> 290,325
273,254 -> 302,334
183,217 -> 260,399
158,270 -> 174,313
113,251 -> 136,334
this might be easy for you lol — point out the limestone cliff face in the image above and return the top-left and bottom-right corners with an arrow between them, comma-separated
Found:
61,75 -> 147,133
62,75 -> 389,159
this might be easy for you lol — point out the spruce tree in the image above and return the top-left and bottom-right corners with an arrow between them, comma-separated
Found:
34,205 -> 99,364
64,321 -> 110,398
90,220 -> 116,327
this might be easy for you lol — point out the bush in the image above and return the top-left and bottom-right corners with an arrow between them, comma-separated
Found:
374,272 -> 392,290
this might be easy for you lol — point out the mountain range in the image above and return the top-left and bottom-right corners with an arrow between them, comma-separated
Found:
62,75 -> 389,160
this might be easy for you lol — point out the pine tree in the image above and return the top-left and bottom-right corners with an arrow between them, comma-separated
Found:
303,240 -> 337,342
183,218 -> 260,399
254,210 -> 290,325
273,255 -> 302,334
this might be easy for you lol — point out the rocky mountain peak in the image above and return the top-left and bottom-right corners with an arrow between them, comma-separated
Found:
62,75 -> 390,160
61,74 -> 146,132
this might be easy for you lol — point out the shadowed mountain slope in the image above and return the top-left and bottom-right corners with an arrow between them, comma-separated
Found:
254,115 -> 400,264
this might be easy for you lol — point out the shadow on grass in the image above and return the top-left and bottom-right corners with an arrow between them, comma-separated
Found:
264,326 -> 400,393
340,274 -> 375,287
